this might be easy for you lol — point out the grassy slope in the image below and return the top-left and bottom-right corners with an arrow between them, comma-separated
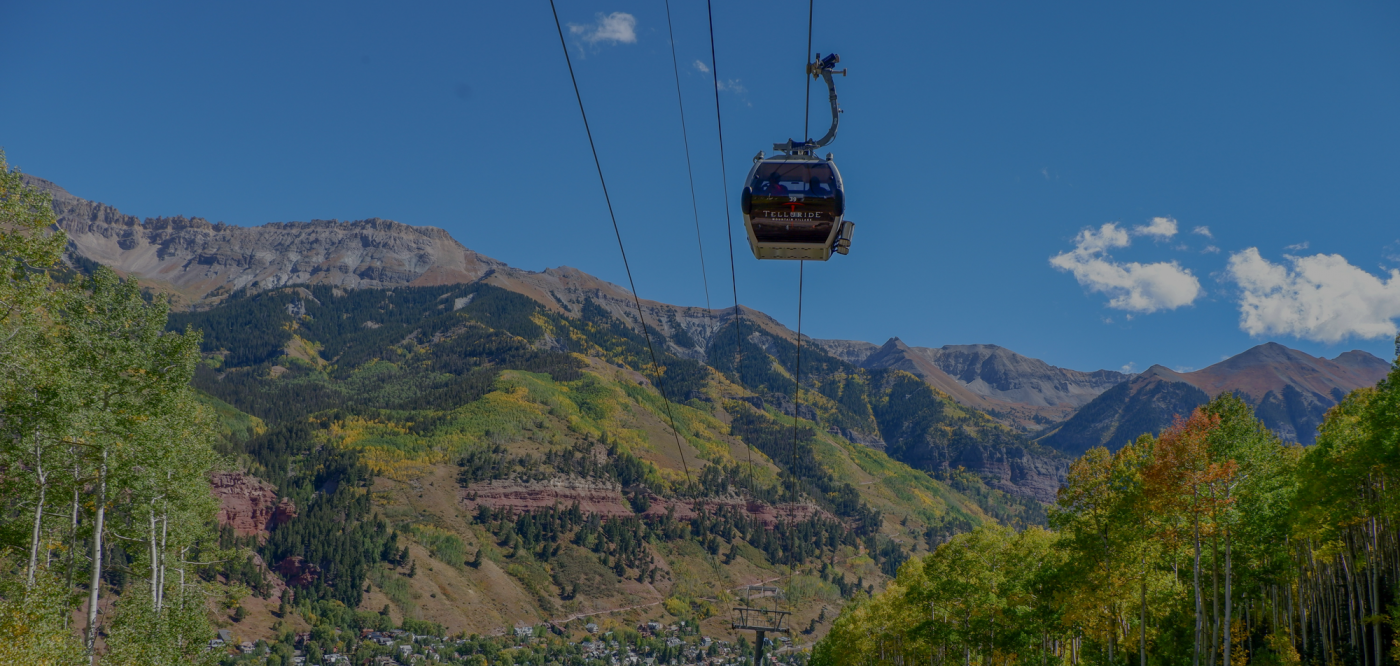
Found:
182,284 -> 1016,645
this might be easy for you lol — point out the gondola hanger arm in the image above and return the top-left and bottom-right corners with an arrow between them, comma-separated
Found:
775,53 -> 846,154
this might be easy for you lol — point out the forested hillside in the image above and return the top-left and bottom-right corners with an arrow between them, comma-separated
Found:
153,263 -> 1064,646
4,161 -> 1047,663
12,157 -> 1396,665
1,153 -> 224,664
814,353 -> 1400,665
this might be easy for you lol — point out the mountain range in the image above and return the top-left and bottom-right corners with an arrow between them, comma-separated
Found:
34,172 -> 1392,455
26,174 -> 1394,640
1039,342 -> 1392,454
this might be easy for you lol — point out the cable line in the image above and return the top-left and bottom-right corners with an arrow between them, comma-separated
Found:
803,0 -> 814,141
789,260 -> 805,500
790,0 -> 816,500
548,0 -> 691,487
704,0 -> 754,483
662,0 -> 715,339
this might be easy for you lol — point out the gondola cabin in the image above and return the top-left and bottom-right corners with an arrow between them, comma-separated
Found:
741,151 -> 852,261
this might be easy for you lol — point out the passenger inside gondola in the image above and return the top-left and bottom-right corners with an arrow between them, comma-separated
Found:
760,173 -> 787,196
751,163 -> 836,198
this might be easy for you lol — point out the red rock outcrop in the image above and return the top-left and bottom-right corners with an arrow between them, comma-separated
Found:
462,477 -> 829,528
211,472 -> 295,540
275,556 -> 321,588
464,477 -> 635,517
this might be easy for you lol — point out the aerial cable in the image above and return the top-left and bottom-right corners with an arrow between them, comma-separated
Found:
789,0 -> 816,502
704,0 -> 755,485
803,0 -> 814,140
788,260 -> 805,502
661,0 -> 716,340
547,0 -> 692,488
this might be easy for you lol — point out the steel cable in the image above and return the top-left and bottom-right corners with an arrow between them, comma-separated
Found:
662,0 -> 716,339
548,0 -> 691,487
704,0 -> 755,484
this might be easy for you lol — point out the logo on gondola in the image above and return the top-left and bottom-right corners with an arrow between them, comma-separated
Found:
782,197 -> 805,212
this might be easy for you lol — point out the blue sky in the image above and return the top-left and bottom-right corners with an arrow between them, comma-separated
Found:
3,0 -> 1399,374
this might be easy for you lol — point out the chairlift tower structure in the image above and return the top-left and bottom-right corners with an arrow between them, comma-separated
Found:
732,585 -> 790,665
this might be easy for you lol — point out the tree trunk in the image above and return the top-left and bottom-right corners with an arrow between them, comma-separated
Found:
84,451 -> 106,656
66,460 -> 80,595
27,432 -> 47,588
1211,521 -> 1221,666
157,509 -> 168,611
1140,554 -> 1147,666
1222,527 -> 1233,666
149,504 -> 159,606
1194,492 -> 1204,666
1370,518 -> 1381,666
1299,543 -> 1309,658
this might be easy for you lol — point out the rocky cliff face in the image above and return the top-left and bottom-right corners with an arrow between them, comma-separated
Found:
855,338 -> 1110,433
463,477 -> 827,528
865,369 -> 1070,504
211,472 -> 297,539
30,176 -> 505,308
914,344 -> 1128,409
1038,343 -> 1392,453
32,175 -> 787,364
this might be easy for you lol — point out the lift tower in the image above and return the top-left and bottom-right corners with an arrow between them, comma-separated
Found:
732,585 -> 790,665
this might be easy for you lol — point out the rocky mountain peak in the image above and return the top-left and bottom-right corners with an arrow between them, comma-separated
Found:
1040,344 -> 1391,451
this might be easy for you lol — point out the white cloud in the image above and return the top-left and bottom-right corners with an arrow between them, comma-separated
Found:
1226,248 -> 1400,343
716,78 -> 746,94
568,12 -> 637,45
1121,362 -> 1137,373
1384,241 -> 1400,265
1192,226 -> 1213,238
1202,245 -> 1221,254
1285,241 -> 1310,251
1050,222 -> 1202,313
1133,216 -> 1178,239
1174,365 -> 1196,373
693,59 -> 709,73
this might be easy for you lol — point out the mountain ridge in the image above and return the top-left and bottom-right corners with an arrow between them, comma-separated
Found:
820,337 -> 1129,432
1038,342 -> 1391,453
37,174 -> 1120,437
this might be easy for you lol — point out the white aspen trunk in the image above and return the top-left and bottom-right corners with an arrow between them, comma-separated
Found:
149,504 -> 159,606
84,452 -> 106,656
1222,527 -> 1232,666
1285,568 -> 1297,651
1141,554 -> 1147,666
66,463 -> 80,593
1193,491 -> 1204,666
27,448 -> 47,587
157,510 -> 168,611
1299,543 -> 1309,658
1371,518 -> 1381,666
1308,539 -> 1327,658
1271,585 -> 1277,635
1210,519 -> 1220,666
